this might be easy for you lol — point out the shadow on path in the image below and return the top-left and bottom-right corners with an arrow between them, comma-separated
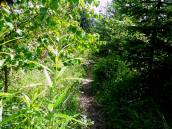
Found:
80,66 -> 105,129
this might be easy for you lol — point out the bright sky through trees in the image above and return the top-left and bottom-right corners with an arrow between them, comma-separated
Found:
94,0 -> 112,14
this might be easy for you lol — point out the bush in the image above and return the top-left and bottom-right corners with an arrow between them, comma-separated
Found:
92,55 -> 165,129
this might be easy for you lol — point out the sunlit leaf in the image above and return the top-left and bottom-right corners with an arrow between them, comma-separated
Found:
0,59 -> 5,67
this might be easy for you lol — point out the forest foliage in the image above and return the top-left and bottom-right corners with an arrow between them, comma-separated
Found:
92,0 -> 172,128
1,0 -> 172,129
0,0 -> 98,128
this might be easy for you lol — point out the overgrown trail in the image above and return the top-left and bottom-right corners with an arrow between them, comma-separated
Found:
80,66 -> 105,129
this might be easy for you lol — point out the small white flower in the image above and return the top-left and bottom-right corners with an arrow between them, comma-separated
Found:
16,29 -> 22,36
0,59 -> 5,67
55,37 -> 60,42
28,1 -> 34,8
14,9 -> 23,14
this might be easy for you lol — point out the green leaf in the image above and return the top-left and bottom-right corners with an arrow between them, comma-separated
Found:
5,22 -> 14,30
56,113 -> 88,126
50,0 -> 60,9
39,7 -> 48,21
0,92 -> 13,98
0,20 -> 3,31
70,0 -> 79,4
53,85 -> 71,110
22,94 -> 31,108
0,110 -> 26,125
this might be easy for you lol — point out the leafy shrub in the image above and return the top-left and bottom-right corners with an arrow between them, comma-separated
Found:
0,0 -> 98,128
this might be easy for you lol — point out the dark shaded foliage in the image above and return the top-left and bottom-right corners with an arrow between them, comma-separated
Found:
91,0 -> 172,128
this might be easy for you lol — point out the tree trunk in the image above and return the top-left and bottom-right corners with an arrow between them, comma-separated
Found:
3,66 -> 8,92
148,0 -> 161,73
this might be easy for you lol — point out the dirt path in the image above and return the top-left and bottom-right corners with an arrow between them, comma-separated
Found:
80,66 -> 105,129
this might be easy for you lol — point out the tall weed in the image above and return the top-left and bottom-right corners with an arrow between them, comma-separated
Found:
0,65 -> 91,128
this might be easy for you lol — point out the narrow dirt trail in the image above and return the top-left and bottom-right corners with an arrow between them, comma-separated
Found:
80,66 -> 105,129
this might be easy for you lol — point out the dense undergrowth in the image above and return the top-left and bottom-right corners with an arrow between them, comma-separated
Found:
92,44 -> 171,129
90,0 -> 172,128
